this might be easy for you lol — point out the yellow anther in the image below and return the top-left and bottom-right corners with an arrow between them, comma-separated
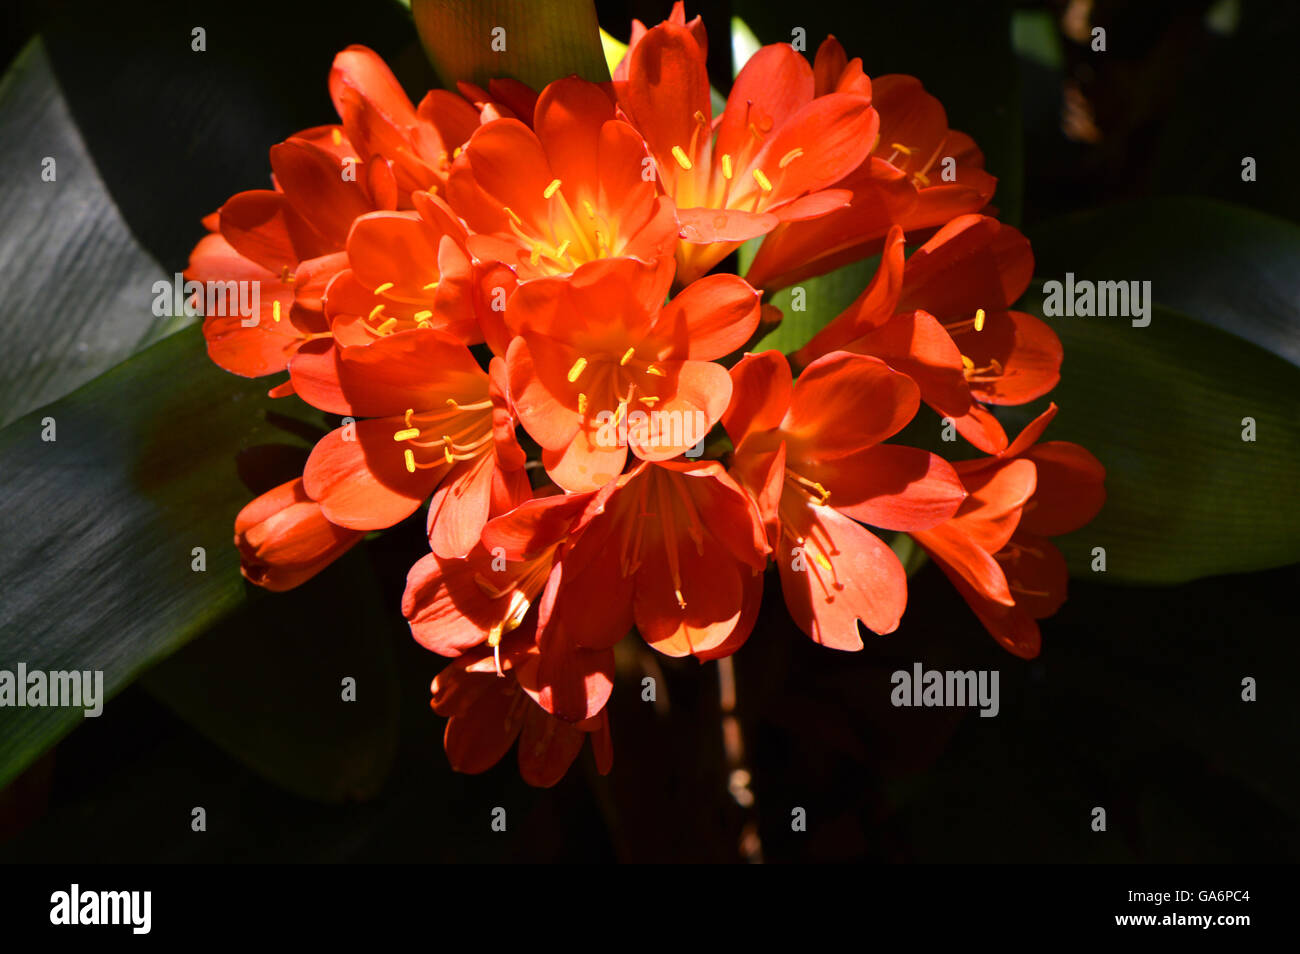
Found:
671,145 -> 693,170
393,428 -> 421,442
452,146 -> 463,159
620,347 -> 636,366
423,280 -> 440,291
645,364 -> 665,377
721,153 -> 733,180
752,169 -> 773,192
403,449 -> 416,473
530,245 -> 541,266
674,587 -> 687,609
555,238 -> 571,258
368,303 -> 385,320
330,128 -> 342,146
583,200 -> 597,218
814,552 -> 833,572
567,357 -> 588,382
779,147 -> 804,168
503,206 -> 522,225
638,395 -> 659,406
913,171 -> 930,186
272,300 -> 282,322
377,318 -> 398,335
961,354 -> 975,371
577,393 -> 588,414
890,142 -> 913,156
404,408 -> 415,426
487,623 -> 503,648
974,308 -> 986,332
443,444 -> 455,465
543,178 -> 563,199
694,110 -> 708,125
414,310 -> 433,320
373,282 -> 394,295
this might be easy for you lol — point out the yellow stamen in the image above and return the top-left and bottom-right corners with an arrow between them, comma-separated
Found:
414,310 -> 432,320
403,449 -> 416,473
368,304 -> 385,320
645,364 -> 665,377
671,145 -> 693,170
974,308 -> 986,332
503,206 -> 522,225
961,354 -> 975,371
543,178 -> 563,199
814,551 -> 833,572
913,171 -> 930,186
693,110 -> 708,126
452,146 -> 462,159
577,393 -> 588,414
752,169 -> 773,192
674,587 -> 687,609
529,245 -> 541,266
890,142 -> 913,156
443,440 -> 455,465
567,357 -> 588,383
373,282 -> 394,295
778,147 -> 804,168
555,238 -> 571,258
583,200 -> 597,218
272,300 -> 281,322
620,347 -> 636,366
393,428 -> 421,442
721,153 -> 733,180
423,280 -> 440,291
331,128 -> 342,146
377,318 -> 398,335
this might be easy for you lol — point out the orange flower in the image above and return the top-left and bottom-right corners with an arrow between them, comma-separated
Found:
746,38 -> 996,292
615,21 -> 878,284
187,46 -> 483,382
503,256 -> 760,492
793,216 -> 1060,454
446,77 -> 678,281
431,628 -> 612,788
234,478 -> 364,591
912,405 -> 1106,657
289,330 -> 528,558
725,350 -> 965,648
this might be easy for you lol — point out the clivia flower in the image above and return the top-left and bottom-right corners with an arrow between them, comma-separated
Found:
725,350 -> 965,648
912,404 -> 1106,657
431,627 -> 613,788
792,215 -> 1061,453
745,39 -> 996,293
446,77 -> 678,282
504,256 -> 760,491
187,45 -> 484,383
614,18 -> 878,285
185,18 -> 1104,789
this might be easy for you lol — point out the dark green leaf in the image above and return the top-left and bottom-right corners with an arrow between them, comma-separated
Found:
1004,297 -> 1300,584
412,0 -> 608,89
1030,197 -> 1300,368
0,331 -> 398,792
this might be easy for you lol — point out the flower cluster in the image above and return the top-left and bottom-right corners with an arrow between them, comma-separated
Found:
191,4 -> 1104,786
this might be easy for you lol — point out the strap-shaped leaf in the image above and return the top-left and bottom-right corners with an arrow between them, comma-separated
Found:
1006,297 -> 1300,584
412,0 -> 608,89
0,332 -> 398,795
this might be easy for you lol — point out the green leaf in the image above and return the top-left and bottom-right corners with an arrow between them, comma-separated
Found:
139,556 -> 400,803
749,256 -> 876,356
0,331 -> 398,791
0,37 -> 189,428
1003,297 -> 1300,584
412,0 -> 608,89
1029,197 -> 1300,368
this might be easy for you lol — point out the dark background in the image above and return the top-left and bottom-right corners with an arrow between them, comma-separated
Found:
0,0 -> 1296,862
